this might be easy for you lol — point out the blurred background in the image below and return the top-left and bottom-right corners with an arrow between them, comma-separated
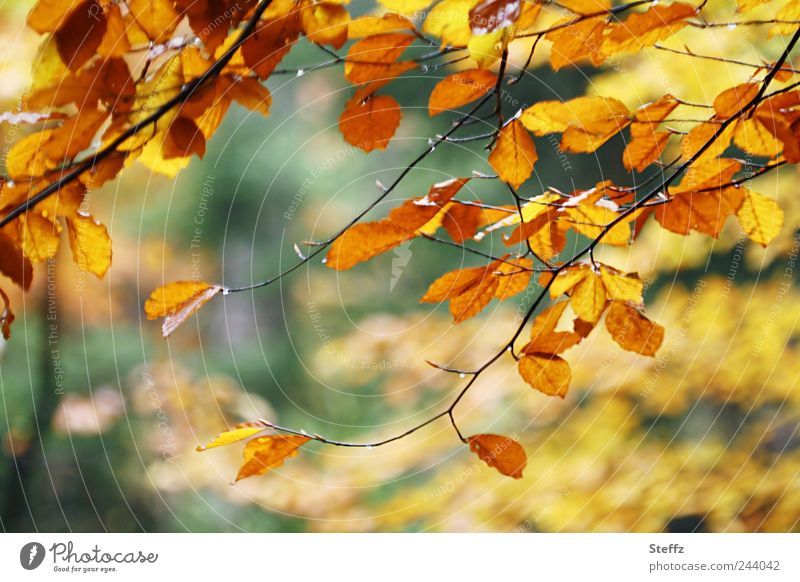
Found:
1,0 -> 798,532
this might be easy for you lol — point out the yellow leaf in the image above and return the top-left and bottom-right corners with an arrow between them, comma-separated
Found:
467,434 -> 526,478
468,27 -> 508,68
348,14 -> 415,38
18,213 -> 61,263
66,214 -> 112,278
378,0 -> 433,13
423,0 -> 479,48
236,435 -> 311,482
736,189 -> 783,246
196,424 -> 266,452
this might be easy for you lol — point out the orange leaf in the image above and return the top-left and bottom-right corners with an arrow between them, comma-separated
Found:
235,435 -> 311,481
603,2 -> 697,55
523,301 -> 583,355
163,117 -> 207,160
713,83 -> 759,118
428,69 -> 497,116
518,353 -> 571,397
489,120 -> 538,188
144,281 -> 223,338
467,434 -> 526,478
327,178 -> 468,269
623,130 -> 670,171
344,33 -> 416,84
605,301 -> 664,356
339,92 -> 402,152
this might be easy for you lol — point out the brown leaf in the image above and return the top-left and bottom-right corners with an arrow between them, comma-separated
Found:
0,288 -> 14,340
469,0 -> 521,35
235,435 -> 311,481
467,434 -> 526,478
0,231 -> 33,290
54,1 -> 107,70
163,117 -> 207,160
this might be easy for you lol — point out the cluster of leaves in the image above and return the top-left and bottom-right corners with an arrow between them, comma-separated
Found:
1,0 -> 795,481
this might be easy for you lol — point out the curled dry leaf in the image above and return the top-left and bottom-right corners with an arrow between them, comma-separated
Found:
235,435 -> 312,482
467,433 -> 526,478
0,288 -> 15,340
144,281 -> 224,338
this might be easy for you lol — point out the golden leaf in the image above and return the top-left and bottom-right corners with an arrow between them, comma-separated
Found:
467,434 -> 526,478
235,435 -> 311,482
144,281 -> 224,338
428,69 -> 497,116
605,301 -> 664,356
518,353 -> 572,397
489,120 -> 538,188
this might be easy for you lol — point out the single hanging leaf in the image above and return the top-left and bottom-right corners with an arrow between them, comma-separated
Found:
300,1 -> 350,49
605,301 -> 664,356
196,423 -> 267,452
713,83 -> 760,118
602,2 -> 697,56
489,120 -> 538,188
428,69 -> 497,116
467,434 -> 526,478
518,352 -> 572,397
236,435 -> 311,482
344,33 -> 416,84
736,189 -> 783,246
145,281 -> 224,338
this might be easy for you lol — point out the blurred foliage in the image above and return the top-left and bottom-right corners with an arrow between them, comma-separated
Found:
0,0 -> 798,532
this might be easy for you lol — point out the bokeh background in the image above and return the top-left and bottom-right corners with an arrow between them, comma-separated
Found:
1,0 -> 799,532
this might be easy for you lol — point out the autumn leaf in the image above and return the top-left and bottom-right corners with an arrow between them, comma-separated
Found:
326,178 -> 469,269
605,301 -> 664,356
0,231 -> 33,290
66,214 -> 112,278
0,288 -> 15,340
736,189 -> 783,246
339,89 -> 402,152
467,434 -> 526,478
469,0 -> 521,35
235,435 -> 311,482
344,33 -> 416,84
519,353 -> 572,397
145,281 -> 224,338
489,120 -> 538,188
521,301 -> 582,355
196,423 -> 267,452
428,69 -> 497,116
